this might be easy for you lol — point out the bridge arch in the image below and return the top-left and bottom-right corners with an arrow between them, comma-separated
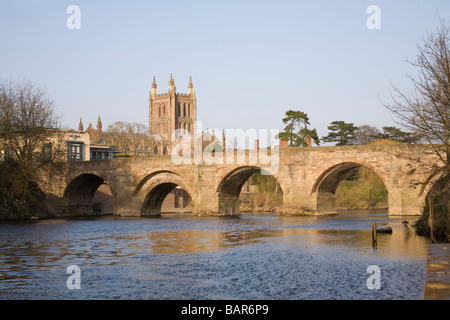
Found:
311,161 -> 389,214
63,173 -> 114,216
135,170 -> 195,216
417,170 -> 450,216
216,165 -> 284,215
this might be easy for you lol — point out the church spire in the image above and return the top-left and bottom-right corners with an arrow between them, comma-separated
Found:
188,76 -> 194,96
78,118 -> 84,132
97,115 -> 103,139
97,115 -> 102,132
152,76 -> 157,96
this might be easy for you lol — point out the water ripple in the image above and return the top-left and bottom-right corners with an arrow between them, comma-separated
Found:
0,211 -> 429,299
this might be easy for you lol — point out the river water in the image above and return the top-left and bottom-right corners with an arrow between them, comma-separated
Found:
0,210 -> 429,300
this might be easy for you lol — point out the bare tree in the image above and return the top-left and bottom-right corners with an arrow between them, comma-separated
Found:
0,79 -> 61,161
384,20 -> 450,174
383,20 -> 450,241
356,125 -> 381,145
106,121 -> 154,156
0,79 -> 66,217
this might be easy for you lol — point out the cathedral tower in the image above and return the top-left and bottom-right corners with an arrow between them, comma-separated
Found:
149,74 -> 197,155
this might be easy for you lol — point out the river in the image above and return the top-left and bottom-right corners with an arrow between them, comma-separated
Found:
0,210 -> 429,300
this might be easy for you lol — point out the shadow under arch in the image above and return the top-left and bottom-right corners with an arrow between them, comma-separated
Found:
418,168 -> 448,198
136,170 -> 194,216
414,172 -> 450,241
64,173 -> 112,216
418,171 -> 450,215
216,166 -> 283,215
311,162 -> 389,214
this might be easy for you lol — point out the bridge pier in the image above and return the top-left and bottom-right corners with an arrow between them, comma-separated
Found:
112,174 -> 143,217
388,188 -> 426,216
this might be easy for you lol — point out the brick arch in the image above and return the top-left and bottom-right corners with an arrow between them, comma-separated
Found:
63,173 -> 114,216
216,165 -> 284,215
135,170 -> 195,216
310,161 -> 390,214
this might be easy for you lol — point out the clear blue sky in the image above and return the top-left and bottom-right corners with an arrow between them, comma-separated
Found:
1,0 -> 449,144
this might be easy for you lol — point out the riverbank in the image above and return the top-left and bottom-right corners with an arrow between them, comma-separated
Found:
424,243 -> 450,300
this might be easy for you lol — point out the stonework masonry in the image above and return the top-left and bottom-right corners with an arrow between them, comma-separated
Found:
149,74 -> 196,156
45,144 -> 444,218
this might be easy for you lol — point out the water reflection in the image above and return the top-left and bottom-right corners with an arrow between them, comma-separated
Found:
147,228 -> 284,254
0,210 -> 430,300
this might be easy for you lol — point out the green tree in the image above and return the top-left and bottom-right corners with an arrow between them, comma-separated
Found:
335,167 -> 388,209
374,126 -> 421,143
322,121 -> 358,146
279,110 -> 320,147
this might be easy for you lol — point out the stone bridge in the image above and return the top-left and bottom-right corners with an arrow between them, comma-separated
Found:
47,144 -> 444,217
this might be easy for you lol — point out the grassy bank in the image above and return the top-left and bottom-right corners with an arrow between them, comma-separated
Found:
240,172 -> 283,212
335,167 -> 388,210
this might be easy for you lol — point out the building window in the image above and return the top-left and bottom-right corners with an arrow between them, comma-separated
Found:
188,104 -> 190,117
68,142 -> 83,161
183,104 -> 186,117
90,148 -> 113,160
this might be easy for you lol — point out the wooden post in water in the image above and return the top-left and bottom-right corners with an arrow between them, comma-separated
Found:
428,196 -> 435,243
372,222 -> 377,248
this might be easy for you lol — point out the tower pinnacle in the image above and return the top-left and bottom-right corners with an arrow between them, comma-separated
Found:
188,76 -> 194,95
97,115 -> 102,130
169,73 -> 176,93
97,115 -> 103,138
152,76 -> 157,96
